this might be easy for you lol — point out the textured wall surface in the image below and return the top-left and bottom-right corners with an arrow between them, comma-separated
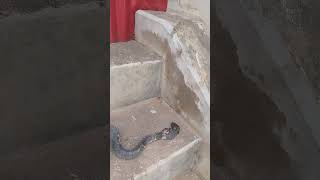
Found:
168,0 -> 210,29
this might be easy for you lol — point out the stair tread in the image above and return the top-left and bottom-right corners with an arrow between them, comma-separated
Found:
111,97 -> 200,180
111,40 -> 162,67
0,127 -> 108,180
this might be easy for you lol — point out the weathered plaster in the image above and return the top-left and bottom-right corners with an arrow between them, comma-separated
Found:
168,0 -> 210,30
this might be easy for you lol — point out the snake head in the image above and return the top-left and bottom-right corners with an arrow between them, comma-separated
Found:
160,122 -> 180,140
170,122 -> 180,134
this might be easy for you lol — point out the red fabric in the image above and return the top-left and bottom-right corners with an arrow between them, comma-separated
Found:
110,0 -> 168,43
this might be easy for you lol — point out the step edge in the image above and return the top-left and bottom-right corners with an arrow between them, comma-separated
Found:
136,10 -> 176,35
133,137 -> 202,180
111,59 -> 162,70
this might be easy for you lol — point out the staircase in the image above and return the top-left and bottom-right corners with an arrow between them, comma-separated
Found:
110,40 -> 202,180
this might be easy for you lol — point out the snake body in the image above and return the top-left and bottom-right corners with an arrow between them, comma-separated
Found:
111,122 -> 180,160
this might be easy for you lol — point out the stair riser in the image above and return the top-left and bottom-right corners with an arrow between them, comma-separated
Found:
134,139 -> 201,180
110,61 -> 162,110
110,98 -> 201,180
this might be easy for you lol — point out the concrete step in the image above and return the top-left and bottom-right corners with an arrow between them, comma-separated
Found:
0,127 -> 107,180
111,98 -> 201,180
111,40 -> 163,110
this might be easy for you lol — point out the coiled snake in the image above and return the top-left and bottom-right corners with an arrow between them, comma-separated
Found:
111,122 -> 180,160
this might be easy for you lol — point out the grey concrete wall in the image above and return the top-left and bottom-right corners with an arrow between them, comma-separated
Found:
215,0 -> 320,179
0,3 -> 107,156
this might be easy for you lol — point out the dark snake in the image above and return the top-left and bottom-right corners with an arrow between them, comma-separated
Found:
110,122 -> 180,160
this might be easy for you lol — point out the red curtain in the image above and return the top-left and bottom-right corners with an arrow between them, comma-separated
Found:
110,0 -> 168,43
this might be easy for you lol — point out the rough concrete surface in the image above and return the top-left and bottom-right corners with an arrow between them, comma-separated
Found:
134,10 -> 210,179
110,41 -> 162,109
111,40 -> 162,67
0,3 -> 107,156
167,0 -> 210,30
110,98 -> 201,180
